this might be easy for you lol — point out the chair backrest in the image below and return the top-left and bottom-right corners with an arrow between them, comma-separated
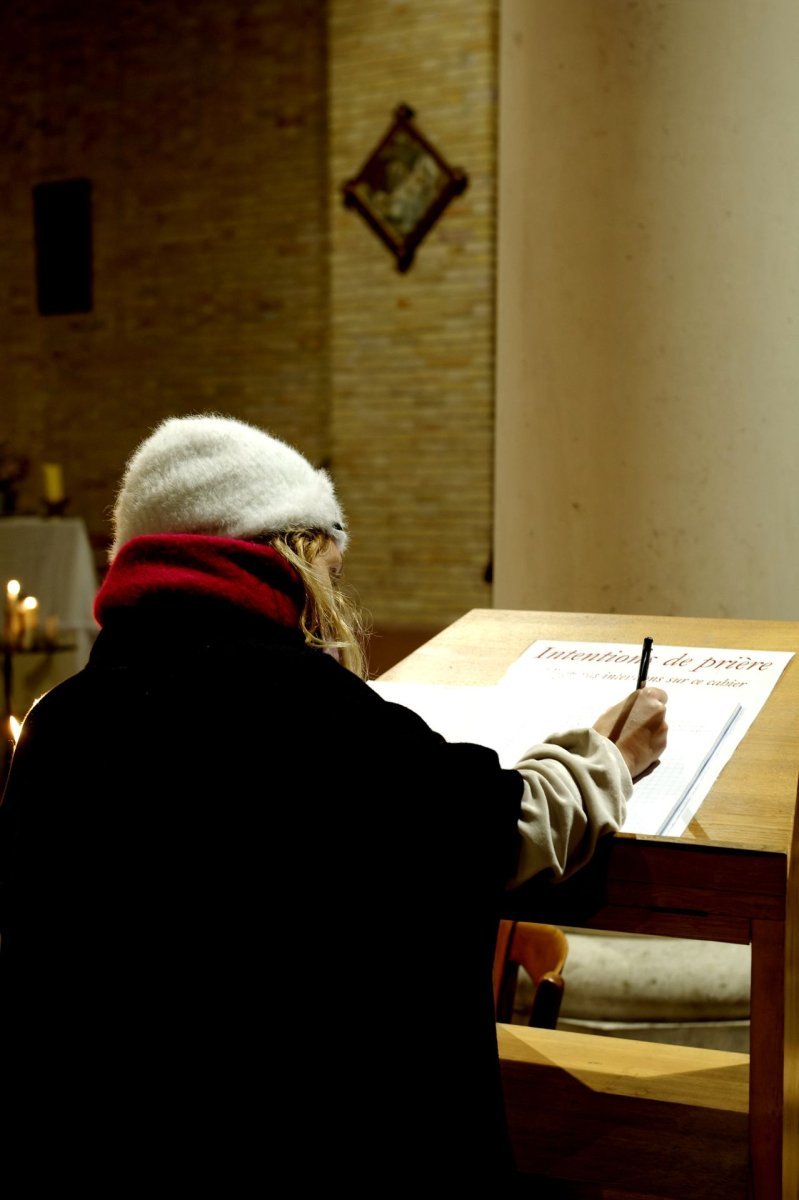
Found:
493,920 -> 568,1029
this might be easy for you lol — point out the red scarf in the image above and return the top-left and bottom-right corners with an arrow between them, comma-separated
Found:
94,535 -> 305,630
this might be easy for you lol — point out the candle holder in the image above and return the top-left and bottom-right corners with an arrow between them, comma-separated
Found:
42,496 -> 69,518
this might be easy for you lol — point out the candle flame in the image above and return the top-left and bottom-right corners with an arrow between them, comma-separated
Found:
21,595 -> 38,612
9,715 -> 21,744
6,579 -> 21,600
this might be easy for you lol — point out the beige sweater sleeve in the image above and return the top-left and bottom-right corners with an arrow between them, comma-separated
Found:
507,728 -> 633,888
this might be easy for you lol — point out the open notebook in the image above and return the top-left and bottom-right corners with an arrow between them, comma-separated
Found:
370,678 -> 742,837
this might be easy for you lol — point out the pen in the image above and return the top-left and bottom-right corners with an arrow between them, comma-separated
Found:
636,636 -> 653,689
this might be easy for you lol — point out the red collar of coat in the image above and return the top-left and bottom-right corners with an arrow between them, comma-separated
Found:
94,534 -> 305,630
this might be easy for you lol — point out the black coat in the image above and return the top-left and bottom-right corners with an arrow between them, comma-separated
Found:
1,597 -> 523,1188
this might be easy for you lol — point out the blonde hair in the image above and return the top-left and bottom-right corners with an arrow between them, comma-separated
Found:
267,530 -> 368,679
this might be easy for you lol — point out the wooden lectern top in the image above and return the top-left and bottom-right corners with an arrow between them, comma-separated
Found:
380,608 -> 799,857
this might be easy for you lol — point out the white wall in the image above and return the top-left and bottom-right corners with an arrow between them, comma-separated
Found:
495,0 -> 799,618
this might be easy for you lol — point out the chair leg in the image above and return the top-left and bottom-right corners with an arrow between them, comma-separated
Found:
529,975 -> 565,1030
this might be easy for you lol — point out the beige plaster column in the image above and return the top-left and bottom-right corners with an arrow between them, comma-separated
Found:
495,0 -> 799,619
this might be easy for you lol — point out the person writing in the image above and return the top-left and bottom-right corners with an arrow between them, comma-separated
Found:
0,415 -> 667,1188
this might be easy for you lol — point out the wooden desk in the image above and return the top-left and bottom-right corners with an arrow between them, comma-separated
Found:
381,610 -> 799,1198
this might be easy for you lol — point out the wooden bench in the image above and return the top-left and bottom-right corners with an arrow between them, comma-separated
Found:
499,1024 -> 750,1198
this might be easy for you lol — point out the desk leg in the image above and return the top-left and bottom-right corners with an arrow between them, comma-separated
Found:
749,917 -> 785,1198
786,822 -> 799,1200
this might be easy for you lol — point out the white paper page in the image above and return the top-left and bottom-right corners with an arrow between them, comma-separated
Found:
621,701 -> 742,835
498,640 -> 793,834
369,679 -> 580,763
368,681 -> 499,745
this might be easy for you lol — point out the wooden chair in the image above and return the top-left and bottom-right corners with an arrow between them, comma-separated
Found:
493,920 -> 568,1029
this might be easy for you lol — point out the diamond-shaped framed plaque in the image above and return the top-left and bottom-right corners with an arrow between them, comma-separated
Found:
342,104 -> 468,272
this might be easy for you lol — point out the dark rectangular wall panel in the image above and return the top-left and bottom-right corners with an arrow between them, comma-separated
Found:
33,178 -> 93,315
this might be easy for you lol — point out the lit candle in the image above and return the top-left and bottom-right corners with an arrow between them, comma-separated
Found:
20,595 -> 38,650
42,463 -> 64,504
5,579 -> 21,646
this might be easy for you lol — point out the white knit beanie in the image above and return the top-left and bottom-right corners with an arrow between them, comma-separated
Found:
111,415 -> 348,559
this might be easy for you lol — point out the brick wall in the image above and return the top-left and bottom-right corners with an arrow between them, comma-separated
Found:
1,0 -> 329,548
1,0 -> 498,630
329,0 -> 497,628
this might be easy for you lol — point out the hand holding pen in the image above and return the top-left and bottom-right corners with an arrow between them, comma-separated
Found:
593,637 -> 668,778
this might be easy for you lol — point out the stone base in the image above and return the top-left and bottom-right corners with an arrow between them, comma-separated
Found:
513,929 -> 751,1053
